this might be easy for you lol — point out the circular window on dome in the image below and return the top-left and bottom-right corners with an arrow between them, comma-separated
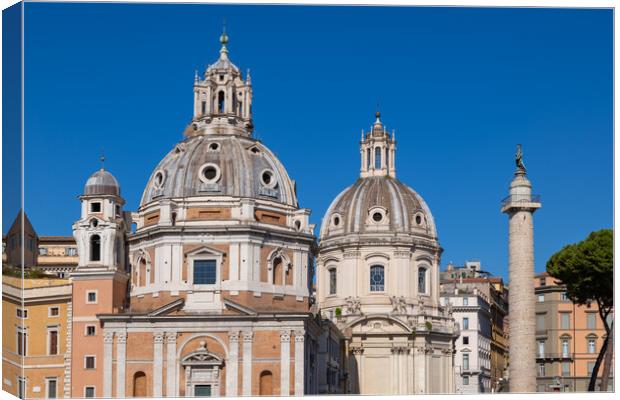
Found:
260,169 -> 277,188
331,214 -> 341,227
198,163 -> 221,184
415,215 -> 423,225
368,207 -> 388,225
153,170 -> 165,188
208,142 -> 220,151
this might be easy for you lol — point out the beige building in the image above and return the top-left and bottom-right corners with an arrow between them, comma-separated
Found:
317,113 -> 458,395
2,275 -> 72,398
534,272 -> 614,392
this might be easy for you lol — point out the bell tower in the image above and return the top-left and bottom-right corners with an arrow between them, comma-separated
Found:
189,30 -> 253,137
360,112 -> 397,178
70,164 -> 130,397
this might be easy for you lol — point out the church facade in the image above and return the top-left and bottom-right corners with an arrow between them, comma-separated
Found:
67,33 -> 342,398
3,33 -> 458,398
316,114 -> 459,394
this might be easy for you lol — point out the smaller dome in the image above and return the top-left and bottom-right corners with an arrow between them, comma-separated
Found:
84,169 -> 120,196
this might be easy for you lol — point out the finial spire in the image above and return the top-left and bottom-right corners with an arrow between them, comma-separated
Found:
220,20 -> 229,49
100,152 -> 106,171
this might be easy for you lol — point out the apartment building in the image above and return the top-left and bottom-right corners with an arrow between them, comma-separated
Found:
534,272 -> 613,392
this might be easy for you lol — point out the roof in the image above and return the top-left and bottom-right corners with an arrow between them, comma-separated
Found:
84,168 -> 120,196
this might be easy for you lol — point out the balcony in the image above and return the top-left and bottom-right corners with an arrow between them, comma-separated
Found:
500,193 -> 541,211
536,353 -> 573,362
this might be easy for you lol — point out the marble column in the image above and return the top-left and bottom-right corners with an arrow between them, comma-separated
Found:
502,163 -> 540,393
242,331 -> 253,396
414,346 -> 426,394
165,332 -> 177,397
280,330 -> 291,396
226,331 -> 239,397
103,332 -> 114,398
153,332 -> 164,397
294,330 -> 305,396
115,332 -> 127,398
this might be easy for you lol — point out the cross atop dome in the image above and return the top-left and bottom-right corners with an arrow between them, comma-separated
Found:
188,31 -> 254,137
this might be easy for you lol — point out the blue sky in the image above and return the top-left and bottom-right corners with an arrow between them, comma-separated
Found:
9,3 -> 613,280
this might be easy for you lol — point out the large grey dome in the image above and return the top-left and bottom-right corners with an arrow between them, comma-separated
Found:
319,176 -> 437,240
140,134 -> 298,207
84,169 -> 121,196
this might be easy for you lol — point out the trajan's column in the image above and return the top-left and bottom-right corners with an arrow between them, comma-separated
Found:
501,145 -> 541,393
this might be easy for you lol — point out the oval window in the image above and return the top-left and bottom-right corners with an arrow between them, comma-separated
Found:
209,142 -> 220,151
154,171 -> 164,187
204,166 -> 218,180
333,216 -> 340,226
416,215 -> 422,225
372,212 -> 383,222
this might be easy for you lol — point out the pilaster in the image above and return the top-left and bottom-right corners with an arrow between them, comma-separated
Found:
226,331 -> 239,397
103,331 -> 114,398
115,332 -> 127,398
294,330 -> 305,395
165,332 -> 177,397
280,330 -> 291,396
153,332 -> 164,397
242,331 -> 253,395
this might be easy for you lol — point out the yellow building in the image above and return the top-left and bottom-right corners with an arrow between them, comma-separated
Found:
2,275 -> 72,398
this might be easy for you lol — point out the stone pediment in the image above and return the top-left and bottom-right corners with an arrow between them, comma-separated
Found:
184,245 -> 226,257
348,314 -> 411,335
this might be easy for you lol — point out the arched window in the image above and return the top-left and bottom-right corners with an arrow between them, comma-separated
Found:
386,148 -> 390,170
418,266 -> 427,294
366,148 -> 371,169
370,265 -> 384,292
374,147 -> 382,169
218,91 -> 225,113
329,268 -> 337,295
273,257 -> 283,285
133,371 -> 147,397
259,370 -> 273,396
139,258 -> 147,287
90,235 -> 101,262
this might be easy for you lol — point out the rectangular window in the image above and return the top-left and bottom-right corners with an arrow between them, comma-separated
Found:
463,376 -> 469,385
538,363 -> 545,377
18,377 -> 25,399
463,336 -> 469,345
561,292 -> 569,301
538,341 -> 545,357
16,308 -> 27,319
463,354 -> 469,370
562,339 -> 569,357
49,307 -> 59,317
86,326 -> 96,336
536,314 -> 545,331
588,339 -> 596,354
560,313 -> 570,329
201,101 -> 207,115
48,330 -> 59,355
66,247 -> 77,256
540,277 -> 546,286
17,330 -> 27,356
463,297 -> 469,306
537,294 -> 545,302
587,313 -> 597,329
85,356 -> 96,369
463,317 -> 469,330
90,202 -> 101,213
47,379 -> 57,399
87,291 -> 97,303
193,259 -> 217,285
39,246 -> 48,255
84,387 -> 95,398
329,268 -> 337,295
562,362 -> 570,377
587,362 -> 595,375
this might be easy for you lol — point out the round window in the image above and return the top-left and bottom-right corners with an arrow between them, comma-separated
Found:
154,171 -> 164,187
260,169 -> 276,188
415,215 -> 422,225
209,142 -> 220,151
198,163 -> 221,184
372,212 -> 383,222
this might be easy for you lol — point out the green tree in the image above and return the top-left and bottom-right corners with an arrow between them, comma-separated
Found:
546,229 -> 613,391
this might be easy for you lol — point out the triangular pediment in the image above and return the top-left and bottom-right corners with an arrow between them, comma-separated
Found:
185,245 -> 225,257
148,298 -> 185,317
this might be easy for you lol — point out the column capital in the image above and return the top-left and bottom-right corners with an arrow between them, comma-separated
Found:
242,331 -> 254,343
104,331 -> 115,344
229,331 -> 240,342
165,332 -> 177,344
293,329 -> 305,342
153,332 -> 165,344
116,332 -> 127,344
280,330 -> 291,342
